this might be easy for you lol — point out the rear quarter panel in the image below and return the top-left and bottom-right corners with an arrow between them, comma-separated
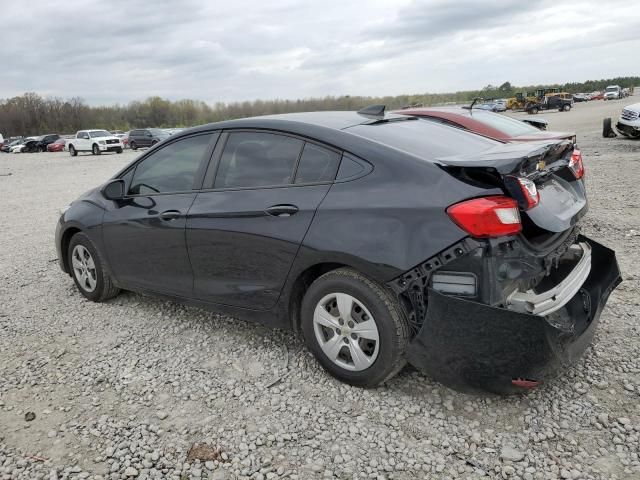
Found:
297,147 -> 501,282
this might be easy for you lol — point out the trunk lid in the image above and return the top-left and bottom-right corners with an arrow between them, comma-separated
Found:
437,140 -> 587,234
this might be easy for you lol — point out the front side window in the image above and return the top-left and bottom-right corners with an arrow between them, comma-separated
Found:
129,134 -> 212,195
214,132 -> 303,189
294,143 -> 341,184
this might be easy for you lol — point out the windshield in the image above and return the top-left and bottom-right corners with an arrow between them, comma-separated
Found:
89,130 -> 112,138
467,110 -> 540,136
606,87 -> 618,92
346,118 -> 498,159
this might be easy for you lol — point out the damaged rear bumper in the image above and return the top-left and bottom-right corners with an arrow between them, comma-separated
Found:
404,236 -> 621,393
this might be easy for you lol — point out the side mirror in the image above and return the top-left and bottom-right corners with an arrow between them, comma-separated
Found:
101,179 -> 125,201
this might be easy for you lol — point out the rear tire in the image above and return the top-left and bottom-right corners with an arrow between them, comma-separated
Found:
92,144 -> 101,155
69,145 -> 77,156
68,232 -> 120,302
301,268 -> 410,388
530,107 -> 539,114
116,148 -> 123,154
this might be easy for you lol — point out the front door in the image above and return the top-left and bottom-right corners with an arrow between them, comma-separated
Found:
102,132 -> 216,295
187,131 -> 341,309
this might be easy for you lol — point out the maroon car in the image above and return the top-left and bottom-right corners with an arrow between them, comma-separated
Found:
396,107 -> 576,144
47,138 -> 66,152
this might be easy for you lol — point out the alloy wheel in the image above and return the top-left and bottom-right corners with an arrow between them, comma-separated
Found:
71,245 -> 97,292
313,292 -> 380,371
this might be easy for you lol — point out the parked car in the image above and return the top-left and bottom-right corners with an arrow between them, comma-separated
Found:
1,138 -> 24,153
10,138 -> 40,153
118,131 -> 129,149
614,103 -> 640,138
590,91 -> 604,100
0,133 -> 4,149
36,134 -> 62,152
475,102 -> 507,112
572,93 -> 590,102
395,107 -> 577,144
525,95 -> 572,114
55,108 -> 620,393
47,138 -> 67,152
128,128 -> 170,150
67,130 -> 123,156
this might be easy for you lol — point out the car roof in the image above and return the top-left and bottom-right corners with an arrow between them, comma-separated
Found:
187,111 -> 412,134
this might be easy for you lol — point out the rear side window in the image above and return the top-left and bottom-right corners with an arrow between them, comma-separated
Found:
129,134 -> 212,195
346,119 -> 498,158
294,143 -> 340,184
214,132 -> 303,188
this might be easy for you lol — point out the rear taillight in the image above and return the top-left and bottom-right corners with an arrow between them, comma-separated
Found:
447,196 -> 521,238
569,149 -> 584,179
515,177 -> 539,210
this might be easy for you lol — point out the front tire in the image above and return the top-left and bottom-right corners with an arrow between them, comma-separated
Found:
562,104 -> 571,112
92,144 -> 101,155
130,141 -> 137,151
68,232 -> 120,302
301,268 -> 410,387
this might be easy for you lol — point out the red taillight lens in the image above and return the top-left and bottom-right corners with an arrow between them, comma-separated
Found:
447,196 -> 521,238
569,149 -> 584,179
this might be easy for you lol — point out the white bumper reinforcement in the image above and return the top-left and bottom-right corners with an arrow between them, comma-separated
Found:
506,242 -> 592,316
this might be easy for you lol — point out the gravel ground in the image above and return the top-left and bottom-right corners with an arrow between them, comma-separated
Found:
0,98 -> 639,480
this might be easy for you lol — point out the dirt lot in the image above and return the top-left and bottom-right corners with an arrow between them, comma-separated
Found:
0,98 -> 639,480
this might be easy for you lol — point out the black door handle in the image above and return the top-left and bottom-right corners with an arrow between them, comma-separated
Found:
265,204 -> 299,217
159,210 -> 182,221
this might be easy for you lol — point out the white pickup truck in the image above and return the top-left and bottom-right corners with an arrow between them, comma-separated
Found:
67,130 -> 123,156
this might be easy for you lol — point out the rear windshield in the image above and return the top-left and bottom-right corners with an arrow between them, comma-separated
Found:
346,118 -> 498,158
465,111 -> 540,136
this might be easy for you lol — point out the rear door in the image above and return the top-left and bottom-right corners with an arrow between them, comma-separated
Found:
186,130 -> 341,309
102,132 -> 217,295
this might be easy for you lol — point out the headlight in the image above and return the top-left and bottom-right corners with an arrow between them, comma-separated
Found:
59,204 -> 71,216
98,140 -> 106,145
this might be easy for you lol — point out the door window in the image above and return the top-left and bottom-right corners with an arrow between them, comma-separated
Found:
214,132 -> 303,189
294,143 -> 340,184
129,134 -> 212,195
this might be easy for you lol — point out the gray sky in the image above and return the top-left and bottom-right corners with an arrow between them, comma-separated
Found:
2,0 -> 638,105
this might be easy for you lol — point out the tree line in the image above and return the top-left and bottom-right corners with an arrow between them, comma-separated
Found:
1,76 -> 638,137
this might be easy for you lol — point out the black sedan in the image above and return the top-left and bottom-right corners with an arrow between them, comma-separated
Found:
55,107 -> 620,393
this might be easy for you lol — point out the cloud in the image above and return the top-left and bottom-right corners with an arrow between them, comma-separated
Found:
0,0 -> 638,105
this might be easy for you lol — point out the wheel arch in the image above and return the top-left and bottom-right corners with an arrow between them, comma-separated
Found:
60,226 -> 82,274
287,262 -> 349,332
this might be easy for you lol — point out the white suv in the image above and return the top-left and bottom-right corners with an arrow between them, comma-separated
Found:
67,130 -> 123,156
616,103 -> 640,138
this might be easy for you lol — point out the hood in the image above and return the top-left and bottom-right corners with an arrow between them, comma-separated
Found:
622,103 -> 640,113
